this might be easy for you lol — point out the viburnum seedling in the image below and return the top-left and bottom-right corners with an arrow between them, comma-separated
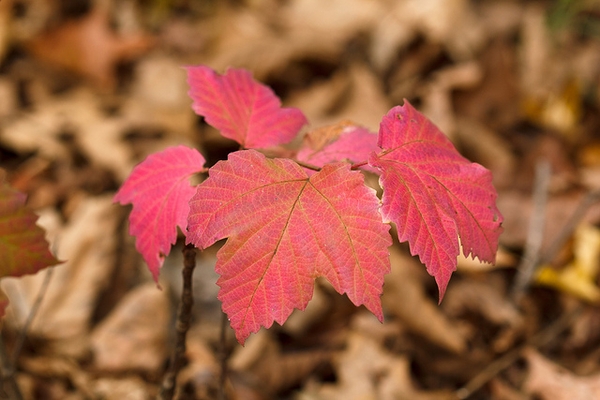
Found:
114,65 -> 503,345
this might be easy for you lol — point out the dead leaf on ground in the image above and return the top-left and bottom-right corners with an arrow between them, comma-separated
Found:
536,223 -> 600,303
25,7 -> 154,89
383,247 -> 467,354
91,282 -> 170,372
2,196 -> 120,358
524,347 -> 600,400
307,319 -> 455,400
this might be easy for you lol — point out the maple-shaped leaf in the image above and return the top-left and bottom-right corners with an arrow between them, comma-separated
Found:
0,175 -> 59,318
369,101 -> 503,300
186,66 -> 308,149
296,121 -> 380,174
187,150 -> 391,344
114,146 -> 206,281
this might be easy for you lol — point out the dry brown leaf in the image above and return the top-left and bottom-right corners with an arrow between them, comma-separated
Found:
419,61 -> 482,140
229,328 -> 332,395
371,0 -> 485,68
288,62 -> 390,131
90,282 -> 170,372
383,247 -> 467,354
25,7 -> 154,89
455,118 -> 516,190
443,275 -> 522,328
20,355 -> 94,398
536,224 -> 600,303
0,78 -> 17,120
488,378 -> 529,400
524,348 -> 600,400
0,0 -> 12,64
121,54 -> 196,139
205,0 -> 383,78
92,377 -> 150,400
310,325 -> 455,400
1,88 -> 128,174
177,326 -> 220,399
497,190 -> 600,252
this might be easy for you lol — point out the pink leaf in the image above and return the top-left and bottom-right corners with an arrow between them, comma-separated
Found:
186,66 -> 307,149
369,101 -> 503,300
297,121 -> 380,174
187,150 -> 391,344
114,146 -> 206,282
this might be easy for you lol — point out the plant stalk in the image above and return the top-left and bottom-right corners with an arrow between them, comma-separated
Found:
158,244 -> 197,400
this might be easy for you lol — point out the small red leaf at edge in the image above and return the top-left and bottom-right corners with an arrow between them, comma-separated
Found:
297,122 -> 380,174
369,100 -> 503,300
187,150 -> 391,344
0,176 -> 60,319
186,65 -> 308,149
114,145 -> 206,282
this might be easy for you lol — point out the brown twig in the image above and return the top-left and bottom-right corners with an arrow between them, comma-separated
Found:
218,312 -> 229,400
158,244 -> 197,400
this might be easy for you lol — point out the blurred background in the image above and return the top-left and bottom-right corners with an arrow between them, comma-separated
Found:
1,0 -> 600,399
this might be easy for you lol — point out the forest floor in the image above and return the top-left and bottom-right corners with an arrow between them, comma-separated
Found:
2,0 -> 600,399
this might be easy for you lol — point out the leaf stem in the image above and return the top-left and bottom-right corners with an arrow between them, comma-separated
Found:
350,161 -> 368,170
293,159 -> 321,172
158,244 -> 197,400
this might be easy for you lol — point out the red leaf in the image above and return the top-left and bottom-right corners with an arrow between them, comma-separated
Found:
114,146 -> 206,281
0,177 -> 59,278
369,101 -> 503,300
297,122 -> 380,174
187,150 -> 391,344
186,66 -> 307,149
0,176 -> 59,319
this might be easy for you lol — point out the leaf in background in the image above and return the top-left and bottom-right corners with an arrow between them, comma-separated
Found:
25,7 -> 154,90
296,121 -> 380,174
0,174 -> 59,318
114,146 -> 206,282
536,223 -> 600,303
187,150 -> 391,344
369,101 -> 503,300
186,66 -> 308,149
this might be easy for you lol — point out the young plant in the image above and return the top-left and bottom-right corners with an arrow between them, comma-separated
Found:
115,65 -> 503,345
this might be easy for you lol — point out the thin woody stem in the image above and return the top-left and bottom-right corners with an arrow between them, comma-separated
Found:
158,244 -> 197,400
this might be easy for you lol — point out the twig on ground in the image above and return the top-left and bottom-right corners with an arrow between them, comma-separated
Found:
510,160 -> 551,303
158,244 -> 197,400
